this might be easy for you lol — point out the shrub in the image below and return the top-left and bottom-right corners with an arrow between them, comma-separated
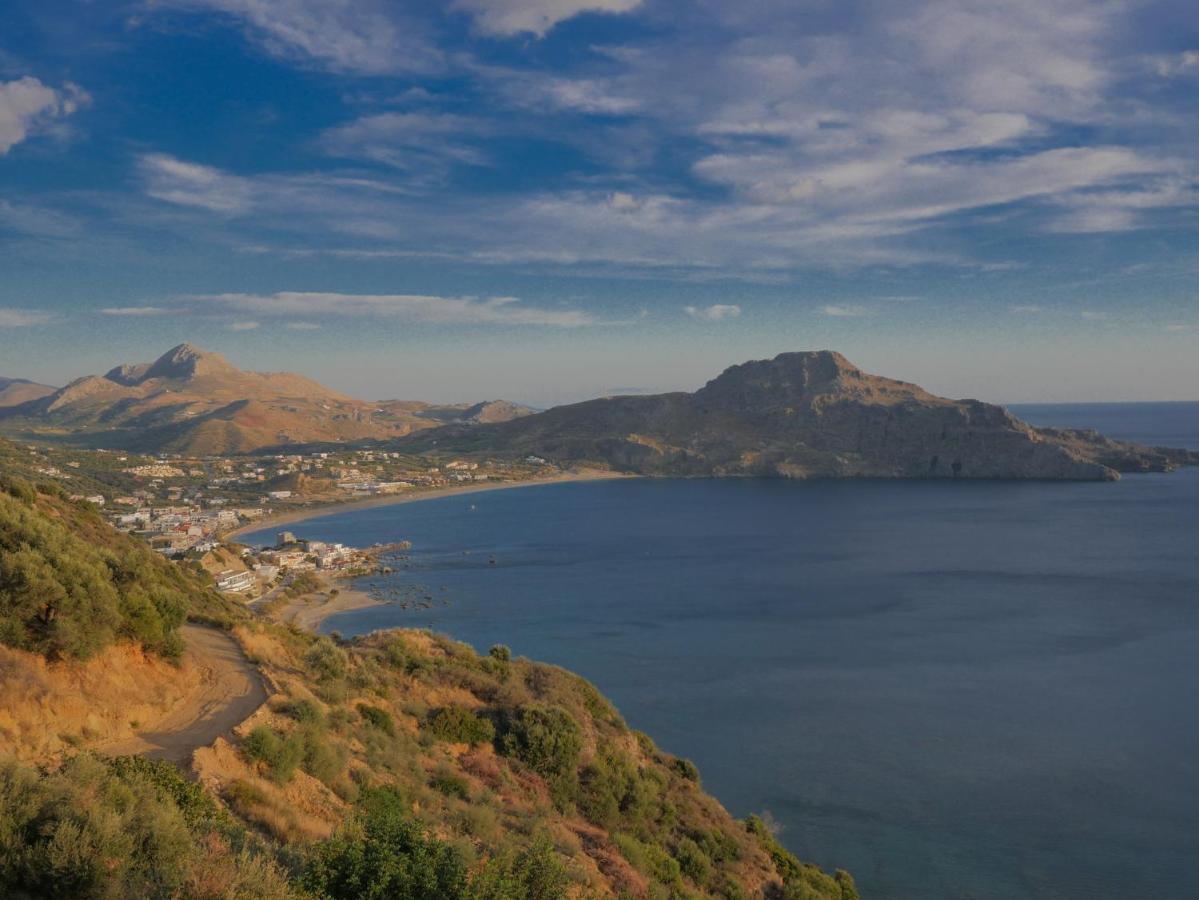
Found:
424,707 -> 495,746
578,749 -> 638,829
302,787 -> 468,899
469,835 -> 571,900
242,726 -> 304,784
499,705 -> 582,781
305,638 -> 348,683
675,837 -> 711,886
357,704 -> 395,736
671,756 -> 701,784
277,698 -> 325,727
430,771 -> 470,800
488,644 -> 511,663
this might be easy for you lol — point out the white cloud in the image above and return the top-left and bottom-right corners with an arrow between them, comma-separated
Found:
227,320 -> 260,330
161,0 -> 440,74
0,308 -> 54,327
285,321 -> 321,330
1010,304 -> 1043,314
684,303 -> 741,321
820,304 -> 869,317
100,306 -> 170,316
454,0 -> 642,37
1149,50 -> 1199,79
320,112 -> 486,173
139,154 -> 254,214
184,291 -> 597,327
0,77 -> 88,155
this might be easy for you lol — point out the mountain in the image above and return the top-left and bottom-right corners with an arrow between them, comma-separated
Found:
0,377 -> 55,408
400,350 -> 1198,481
0,344 -> 528,454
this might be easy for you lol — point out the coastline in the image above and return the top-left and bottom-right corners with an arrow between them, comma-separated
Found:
223,469 -> 629,542
276,579 -> 386,631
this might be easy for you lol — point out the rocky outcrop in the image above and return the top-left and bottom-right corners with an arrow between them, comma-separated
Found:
402,351 -> 1198,481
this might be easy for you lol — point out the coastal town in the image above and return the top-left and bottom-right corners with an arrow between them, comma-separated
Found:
1,439 -> 555,598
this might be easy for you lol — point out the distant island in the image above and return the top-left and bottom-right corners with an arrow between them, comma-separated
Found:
399,350 -> 1198,481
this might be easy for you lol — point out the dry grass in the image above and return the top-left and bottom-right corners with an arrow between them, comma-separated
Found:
0,642 -> 200,763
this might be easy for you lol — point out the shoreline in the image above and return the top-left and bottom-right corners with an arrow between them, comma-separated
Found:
278,579 -> 387,631
224,469 -> 630,542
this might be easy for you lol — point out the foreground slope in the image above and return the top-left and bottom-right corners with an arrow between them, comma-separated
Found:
403,350 -> 1197,480
0,469 -> 856,898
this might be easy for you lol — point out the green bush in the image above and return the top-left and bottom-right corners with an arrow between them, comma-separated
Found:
242,726 -> 305,784
499,705 -> 582,781
430,771 -> 470,800
424,707 -> 496,746
488,644 -> 511,663
468,835 -> 571,900
305,636 -> 348,683
303,787 -> 468,899
0,754 -> 293,899
357,704 -> 395,736
672,756 -> 701,784
675,836 -> 711,886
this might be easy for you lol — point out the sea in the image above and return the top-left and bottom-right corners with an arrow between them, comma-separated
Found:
241,402 -> 1199,900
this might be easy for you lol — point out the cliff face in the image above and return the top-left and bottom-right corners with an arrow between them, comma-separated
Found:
405,351 -> 1197,481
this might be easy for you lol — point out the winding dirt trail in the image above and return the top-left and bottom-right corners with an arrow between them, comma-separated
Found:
98,624 -> 267,764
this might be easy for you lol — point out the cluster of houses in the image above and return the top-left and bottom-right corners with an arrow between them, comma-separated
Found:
111,503 -> 265,556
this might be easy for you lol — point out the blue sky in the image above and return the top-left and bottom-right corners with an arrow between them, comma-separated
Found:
0,0 -> 1196,405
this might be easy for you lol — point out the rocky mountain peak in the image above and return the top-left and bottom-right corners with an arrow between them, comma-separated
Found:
695,350 -> 871,408
141,343 -> 236,382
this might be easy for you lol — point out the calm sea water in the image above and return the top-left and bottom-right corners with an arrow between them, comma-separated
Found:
243,402 -> 1199,899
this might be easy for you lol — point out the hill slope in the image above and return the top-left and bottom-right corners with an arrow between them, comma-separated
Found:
401,350 -> 1198,481
0,378 -> 55,409
0,345 -> 536,454
0,471 -> 240,660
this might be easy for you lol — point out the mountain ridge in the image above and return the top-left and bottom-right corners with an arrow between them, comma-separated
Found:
0,344 -> 533,454
397,350 -> 1198,481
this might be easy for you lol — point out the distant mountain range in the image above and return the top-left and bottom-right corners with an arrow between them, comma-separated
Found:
0,344 -> 532,454
399,350 -> 1198,481
0,377 -> 56,409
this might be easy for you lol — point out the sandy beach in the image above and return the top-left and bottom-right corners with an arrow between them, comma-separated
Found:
224,469 -> 629,542
272,580 -> 386,631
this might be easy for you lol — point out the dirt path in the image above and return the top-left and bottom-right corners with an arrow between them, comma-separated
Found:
98,624 -> 267,765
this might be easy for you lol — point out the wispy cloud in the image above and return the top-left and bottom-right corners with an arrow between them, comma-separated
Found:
156,0 -> 441,75
0,308 -> 55,327
100,306 -> 170,317
684,303 -> 741,321
227,320 -> 260,330
452,0 -> 642,37
820,304 -> 870,317
139,154 -> 254,214
183,291 -> 598,327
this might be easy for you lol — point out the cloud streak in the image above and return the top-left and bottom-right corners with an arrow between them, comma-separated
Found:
182,291 -> 598,327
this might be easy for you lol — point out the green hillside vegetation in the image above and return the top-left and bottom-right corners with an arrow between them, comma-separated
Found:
198,624 -> 859,899
0,474 -> 240,660
0,459 -> 857,898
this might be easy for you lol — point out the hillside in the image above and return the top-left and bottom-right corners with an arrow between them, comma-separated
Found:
0,378 -> 55,409
400,350 -> 1198,481
0,473 -> 240,660
0,469 -> 857,899
0,344 -> 532,455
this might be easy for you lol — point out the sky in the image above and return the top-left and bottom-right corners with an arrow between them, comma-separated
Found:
0,0 -> 1196,406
